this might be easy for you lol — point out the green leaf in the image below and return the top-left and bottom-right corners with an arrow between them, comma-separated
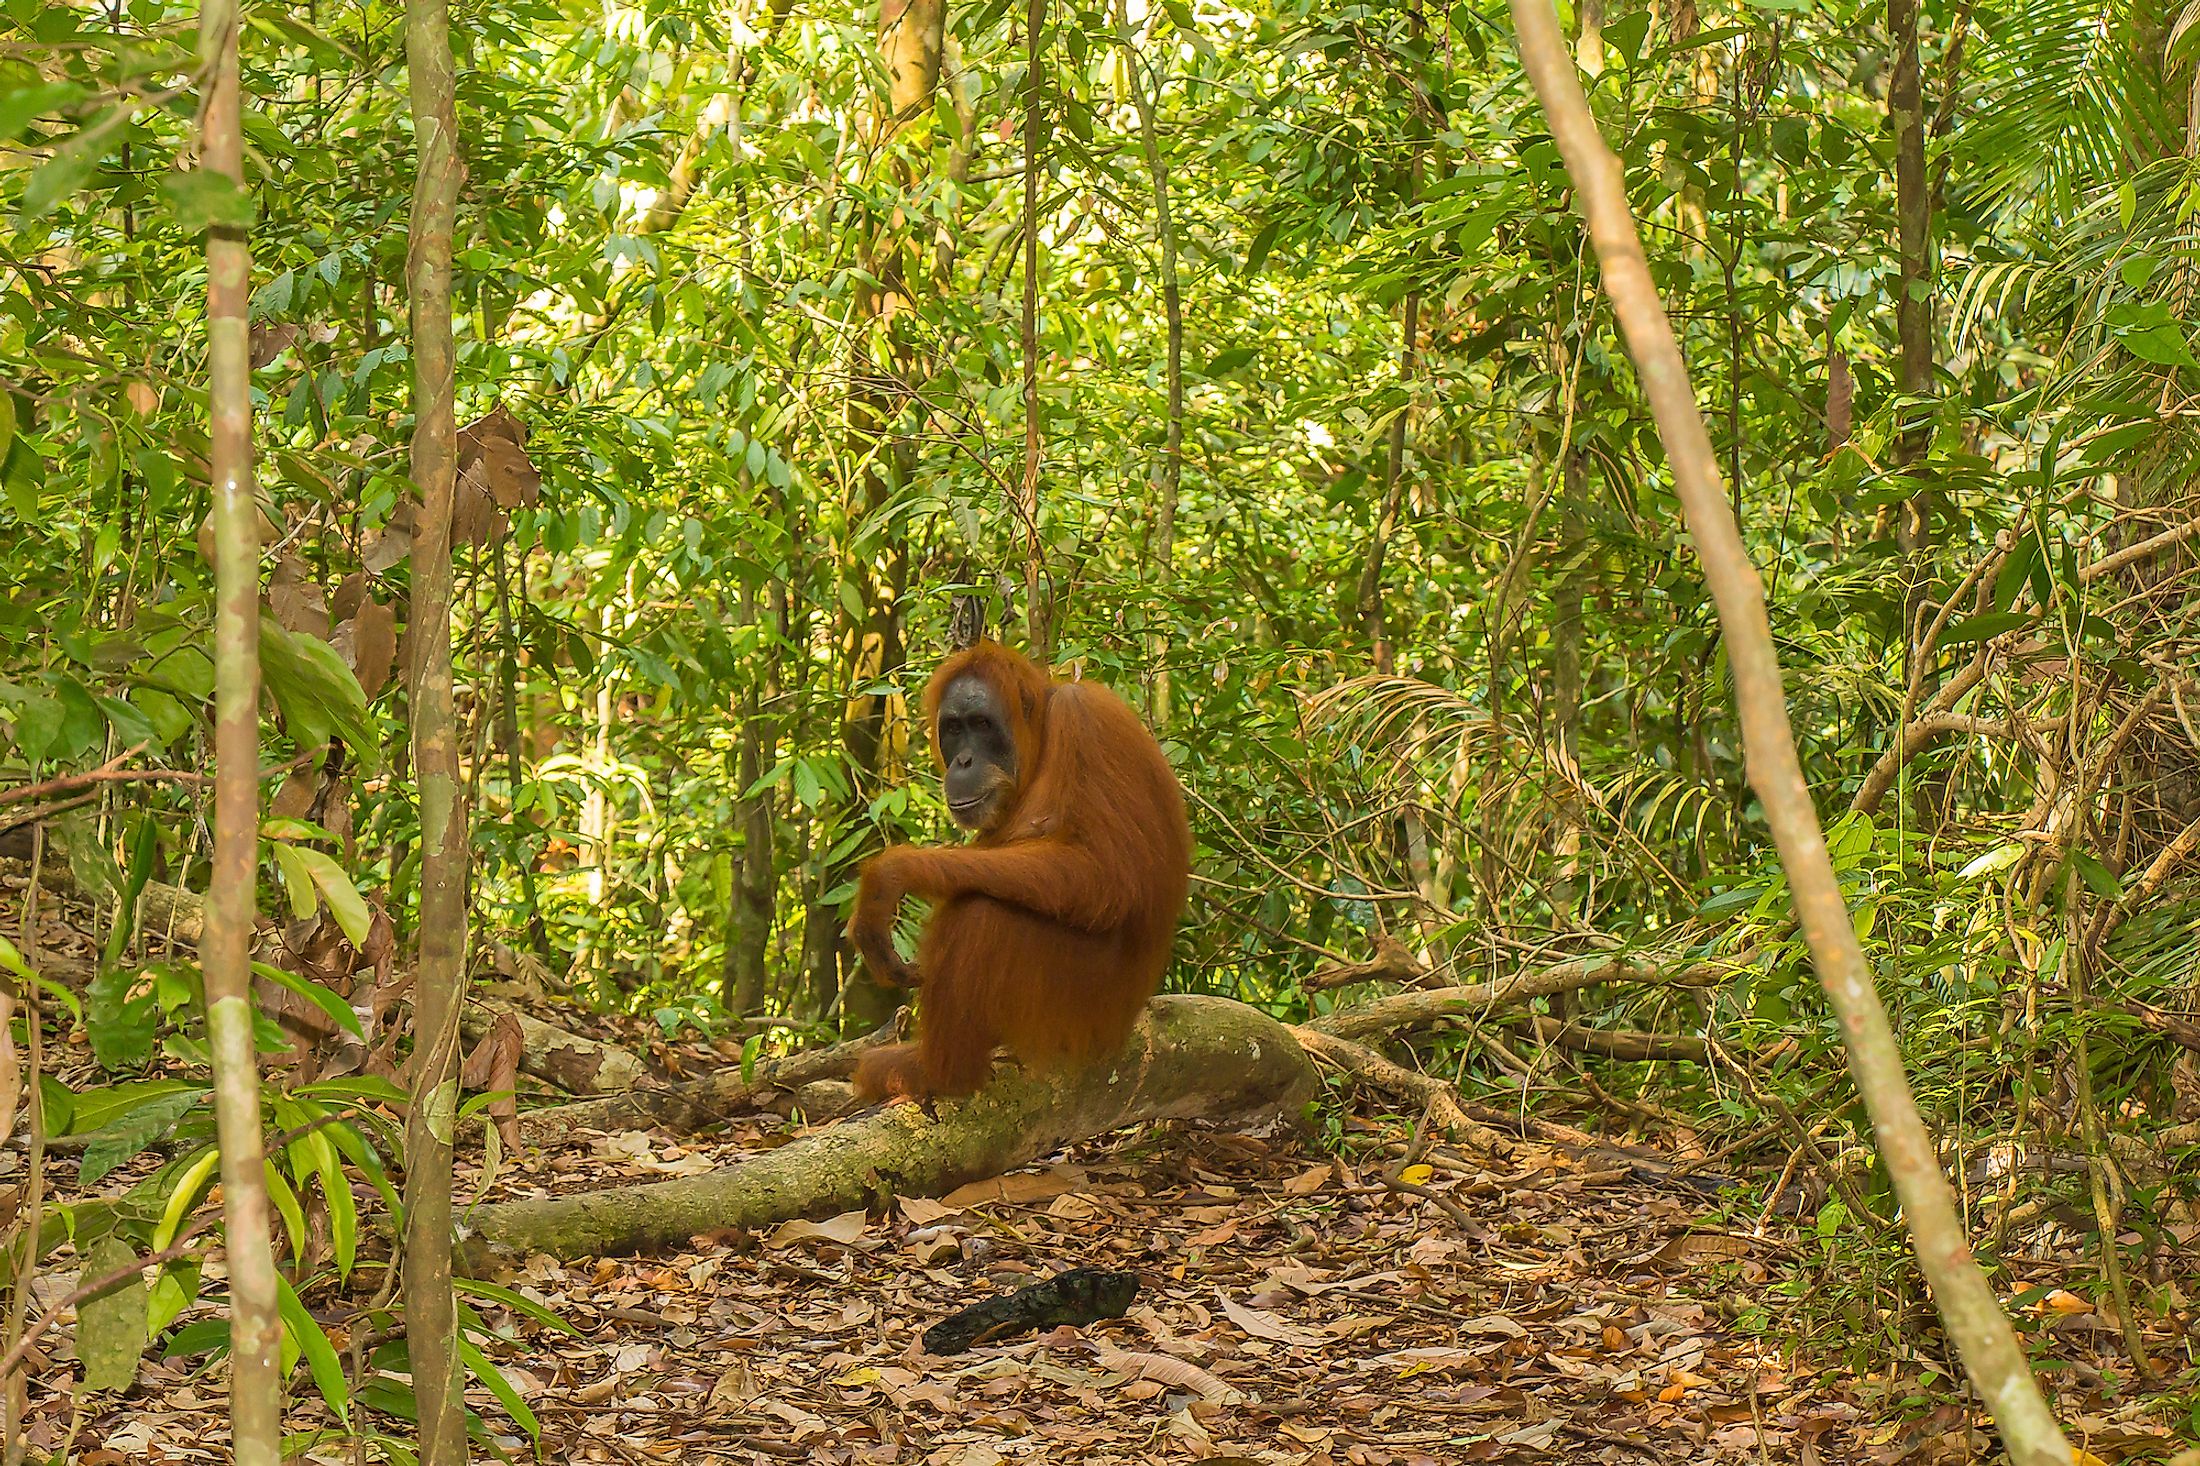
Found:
2119,323 -> 2199,369
457,1333 -> 539,1441
75,1236 -> 148,1394
77,1089 -> 203,1186
258,622 -> 377,767
291,847 -> 372,946
2071,849 -> 2121,900
456,1277 -> 585,1335
250,960 -> 365,1040
0,81 -> 84,144
1205,346 -> 1257,377
298,1130 -> 357,1280
1243,219 -> 1279,275
153,1147 -> 219,1251
86,964 -> 160,1071
272,841 -> 318,921
2,438 -> 44,523
1939,610 -> 2034,647
146,1260 -> 200,1337
276,1274 -> 351,1425
159,170 -> 254,232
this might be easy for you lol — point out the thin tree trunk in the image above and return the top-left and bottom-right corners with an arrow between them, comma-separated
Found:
491,536 -> 547,959
1505,4 -> 2072,1459
1355,293 -> 1419,675
1117,0 -> 1181,724
1019,0 -> 1050,657
1889,0 -> 1931,552
824,0 -> 947,1028
400,0 -> 469,1452
725,575 -> 775,1016
197,1 -> 283,1457
1551,449 -> 1589,944
0,844 -> 45,1466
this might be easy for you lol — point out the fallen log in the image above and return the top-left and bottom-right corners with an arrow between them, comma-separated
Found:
458,995 -> 1314,1263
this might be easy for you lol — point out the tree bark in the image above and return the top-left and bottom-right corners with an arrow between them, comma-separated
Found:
1889,0 -> 1931,557
196,0 -> 283,1455
1117,0 -> 1181,724
400,0 -> 469,1452
458,996 -> 1313,1261
1504,3 -> 2072,1459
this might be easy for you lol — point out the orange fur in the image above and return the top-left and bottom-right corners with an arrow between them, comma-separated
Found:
849,642 -> 1191,1102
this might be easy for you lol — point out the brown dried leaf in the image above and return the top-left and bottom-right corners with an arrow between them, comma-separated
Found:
942,1165 -> 1087,1209
1092,1348 -> 1244,1405
460,1010 -> 524,1150
1216,1291 -> 1326,1348
250,322 -> 300,369
347,598 -> 396,697
362,499 -> 417,573
451,465 -> 503,548
330,570 -> 367,623
768,1210 -> 869,1248
268,553 -> 329,639
460,406 -> 543,509
1651,1232 -> 1756,1269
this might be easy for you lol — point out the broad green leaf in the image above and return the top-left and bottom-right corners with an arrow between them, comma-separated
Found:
276,1274 -> 351,1424
77,1088 -> 202,1187
153,1147 -> 219,1251
291,847 -> 372,946
74,1236 -> 147,1394
1940,611 -> 2034,647
272,841 -> 319,921
160,169 -> 254,233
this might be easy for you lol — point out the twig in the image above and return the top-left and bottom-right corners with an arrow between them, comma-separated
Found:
0,745 -> 208,805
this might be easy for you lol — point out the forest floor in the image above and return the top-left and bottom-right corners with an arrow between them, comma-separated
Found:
6,878 -> 2197,1464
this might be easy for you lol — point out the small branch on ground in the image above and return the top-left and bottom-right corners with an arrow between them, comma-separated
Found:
1289,1024 -> 1511,1155
502,1019 -> 903,1147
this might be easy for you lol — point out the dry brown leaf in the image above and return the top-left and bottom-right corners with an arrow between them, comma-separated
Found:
898,1196 -> 957,1226
1092,1347 -> 1244,1405
1651,1232 -> 1756,1268
767,1210 -> 869,1248
347,598 -> 396,697
451,467 -> 503,548
459,404 -> 542,503
250,322 -> 300,369
268,553 -> 329,639
459,1010 -> 524,1151
1281,1162 -> 1332,1196
1216,1290 -> 1326,1348
942,1165 -> 1086,1208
